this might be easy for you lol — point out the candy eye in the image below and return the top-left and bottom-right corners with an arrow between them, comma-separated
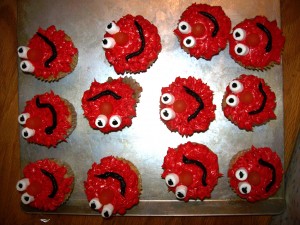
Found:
178,21 -> 191,34
234,43 -> 249,56
109,115 -> 122,128
238,182 -> 251,194
21,127 -> 35,139
233,28 -> 246,41
160,108 -> 175,121
20,60 -> 35,73
106,22 -> 120,35
226,95 -> 239,107
89,198 -> 102,210
175,185 -> 187,199
101,203 -> 114,218
161,93 -> 175,105
229,80 -> 244,93
95,115 -> 108,128
183,36 -> 196,48
21,192 -> 34,204
235,168 -> 248,181
16,178 -> 30,191
17,46 -> 30,59
165,173 -> 179,187
18,113 -> 30,125
102,37 -> 116,49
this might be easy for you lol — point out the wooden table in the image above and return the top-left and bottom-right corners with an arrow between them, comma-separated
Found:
1,0 -> 299,224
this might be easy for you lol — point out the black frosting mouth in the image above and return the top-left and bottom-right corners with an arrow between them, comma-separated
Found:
248,82 -> 267,115
183,86 -> 204,122
125,20 -> 145,61
95,172 -> 126,196
199,11 -> 219,37
36,97 -> 57,135
36,32 -> 57,67
40,169 -> 58,198
182,155 -> 207,186
256,23 -> 272,52
258,158 -> 276,192
87,90 -> 122,102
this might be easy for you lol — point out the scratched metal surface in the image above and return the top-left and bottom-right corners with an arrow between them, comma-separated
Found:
17,0 -> 285,215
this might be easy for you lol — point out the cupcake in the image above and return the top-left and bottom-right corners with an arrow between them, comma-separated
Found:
228,146 -> 283,202
229,16 -> 285,70
174,3 -> 231,60
222,74 -> 276,131
18,91 -> 77,148
81,77 -> 142,133
162,142 -> 221,201
160,76 -> 216,136
17,25 -> 78,81
102,14 -> 161,74
84,156 -> 141,218
16,158 -> 74,211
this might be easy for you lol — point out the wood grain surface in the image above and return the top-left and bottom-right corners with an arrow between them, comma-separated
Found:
0,0 -> 299,224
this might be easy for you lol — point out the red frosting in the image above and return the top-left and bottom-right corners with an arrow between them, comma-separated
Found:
222,74 -> 276,131
162,142 -> 221,201
174,3 -> 231,59
27,25 -> 78,79
228,146 -> 283,202
229,16 -> 285,69
84,156 -> 140,215
104,15 -> 161,74
160,76 -> 216,136
81,77 -> 140,133
19,159 -> 74,211
20,91 -> 73,147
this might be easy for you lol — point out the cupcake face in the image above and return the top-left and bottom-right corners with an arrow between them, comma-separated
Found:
16,159 -> 74,211
229,16 -> 285,69
17,25 -> 78,80
102,14 -> 161,74
162,142 -> 221,201
160,77 -> 215,136
222,75 -> 276,131
228,146 -> 283,202
174,3 -> 231,59
84,156 -> 140,218
18,91 -> 75,147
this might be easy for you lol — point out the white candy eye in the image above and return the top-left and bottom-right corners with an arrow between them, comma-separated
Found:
16,178 -> 30,191
160,108 -> 175,121
109,115 -> 122,128
89,198 -> 102,210
175,185 -> 187,199
161,93 -> 175,105
102,37 -> 116,49
102,203 -> 114,218
178,21 -> 191,34
235,168 -> 248,181
21,127 -> 35,139
20,60 -> 35,73
18,113 -> 30,125
106,22 -> 120,35
234,43 -> 249,56
21,192 -> 34,204
226,95 -> 239,107
95,115 -> 108,128
17,46 -> 30,59
238,182 -> 251,194
233,28 -> 246,41
229,80 -> 244,93
183,36 -> 196,48
165,173 -> 179,187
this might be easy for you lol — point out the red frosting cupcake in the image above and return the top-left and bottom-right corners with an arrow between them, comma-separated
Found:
160,76 -> 216,136
17,25 -> 78,81
102,14 -> 161,74
228,146 -> 283,202
16,158 -> 74,211
222,74 -> 276,131
84,156 -> 141,218
81,77 -> 142,133
229,16 -> 285,70
162,142 -> 221,201
174,3 -> 231,59
18,91 -> 77,147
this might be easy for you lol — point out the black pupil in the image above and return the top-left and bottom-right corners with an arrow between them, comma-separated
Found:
237,47 -> 242,53
186,39 -> 192,45
104,211 -> 109,217
107,23 -> 112,29
177,192 -> 184,198
19,48 -> 23,53
20,116 -> 25,122
24,131 -> 28,137
103,39 -> 108,45
242,187 -> 248,194
163,96 -> 169,102
24,196 -> 29,201
229,98 -> 234,103
112,120 -> 118,126
163,110 -> 169,117
97,120 -> 103,127
232,83 -> 238,88
22,63 -> 27,69
239,171 -> 244,178
235,32 -> 241,38
91,202 -> 96,209
18,183 -> 23,188
167,179 -> 173,186
181,25 -> 187,30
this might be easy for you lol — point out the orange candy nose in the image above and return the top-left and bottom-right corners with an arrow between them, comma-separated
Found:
246,33 -> 260,47
239,91 -> 254,104
179,170 -> 193,186
173,100 -> 187,113
27,48 -> 43,62
248,171 -> 261,186
26,116 -> 42,129
99,189 -> 115,205
192,23 -> 206,37
114,32 -> 129,46
100,102 -> 113,115
27,180 -> 43,196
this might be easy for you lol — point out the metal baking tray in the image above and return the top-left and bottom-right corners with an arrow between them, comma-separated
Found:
17,0 -> 285,215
